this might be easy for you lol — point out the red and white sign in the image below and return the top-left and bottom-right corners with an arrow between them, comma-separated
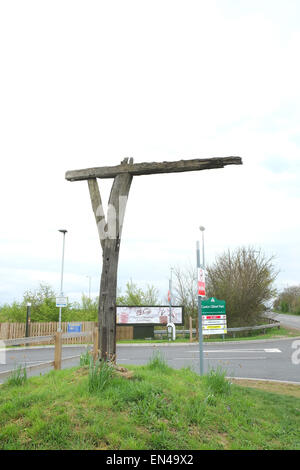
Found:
203,315 -> 226,320
198,268 -> 206,297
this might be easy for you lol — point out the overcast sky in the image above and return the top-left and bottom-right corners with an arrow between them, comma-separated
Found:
0,0 -> 299,305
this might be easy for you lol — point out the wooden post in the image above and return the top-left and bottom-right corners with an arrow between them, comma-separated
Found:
93,326 -> 99,362
54,332 -> 62,370
189,316 -> 193,342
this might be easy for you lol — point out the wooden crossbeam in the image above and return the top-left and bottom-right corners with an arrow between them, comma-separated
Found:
65,156 -> 242,181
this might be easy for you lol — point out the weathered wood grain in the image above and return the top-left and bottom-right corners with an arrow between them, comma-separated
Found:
66,157 -> 242,181
96,171 -> 133,361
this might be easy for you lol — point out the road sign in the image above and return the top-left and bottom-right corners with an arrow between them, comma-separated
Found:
67,323 -> 82,333
197,268 -> 206,297
201,297 -> 227,335
56,296 -> 68,308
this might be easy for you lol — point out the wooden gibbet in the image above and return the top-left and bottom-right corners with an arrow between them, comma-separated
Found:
65,157 -> 242,361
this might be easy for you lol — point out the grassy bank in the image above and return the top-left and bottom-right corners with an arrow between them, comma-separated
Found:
0,356 -> 299,450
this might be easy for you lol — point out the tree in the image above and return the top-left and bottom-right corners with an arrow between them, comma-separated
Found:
206,246 -> 278,327
117,280 -> 160,306
0,284 -> 100,323
273,285 -> 300,314
171,264 -> 198,327
23,283 -> 59,322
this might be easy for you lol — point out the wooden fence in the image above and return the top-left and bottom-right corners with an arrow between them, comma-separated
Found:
0,322 -> 133,344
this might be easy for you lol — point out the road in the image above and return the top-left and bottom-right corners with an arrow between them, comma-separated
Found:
268,312 -> 300,331
1,336 -> 300,384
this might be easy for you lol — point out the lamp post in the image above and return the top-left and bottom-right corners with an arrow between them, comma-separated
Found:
25,302 -> 31,338
197,225 -> 205,375
58,229 -> 67,332
86,275 -> 91,299
199,226 -> 205,268
168,267 -> 175,341
168,267 -> 173,323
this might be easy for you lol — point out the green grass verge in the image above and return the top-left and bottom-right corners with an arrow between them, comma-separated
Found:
117,326 -> 299,344
0,355 -> 299,450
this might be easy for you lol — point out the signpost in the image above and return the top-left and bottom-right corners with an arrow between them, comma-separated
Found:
201,297 -> 227,335
56,296 -> 68,308
196,241 -> 205,376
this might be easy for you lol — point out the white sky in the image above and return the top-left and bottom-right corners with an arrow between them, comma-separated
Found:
0,0 -> 300,304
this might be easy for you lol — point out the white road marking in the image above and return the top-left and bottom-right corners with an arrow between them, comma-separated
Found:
169,357 -> 267,361
264,348 -> 281,353
186,348 -> 282,353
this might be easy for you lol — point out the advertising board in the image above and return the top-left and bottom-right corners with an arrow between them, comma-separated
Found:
116,306 -> 184,325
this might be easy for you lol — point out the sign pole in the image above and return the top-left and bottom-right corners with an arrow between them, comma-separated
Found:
25,302 -> 31,339
58,230 -> 67,332
196,241 -> 204,376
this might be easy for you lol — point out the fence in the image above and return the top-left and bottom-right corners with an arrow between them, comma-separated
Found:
0,322 -> 133,343
155,316 -> 281,340
0,329 -> 97,382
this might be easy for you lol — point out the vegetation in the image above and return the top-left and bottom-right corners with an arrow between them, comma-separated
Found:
273,285 -> 300,315
172,263 -> 198,327
117,280 -> 160,306
0,281 -> 160,324
206,246 -> 277,327
88,359 -> 115,393
172,246 -> 278,328
0,357 -> 299,450
4,365 -> 27,387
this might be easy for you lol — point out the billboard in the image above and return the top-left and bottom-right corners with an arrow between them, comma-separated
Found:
116,306 -> 184,325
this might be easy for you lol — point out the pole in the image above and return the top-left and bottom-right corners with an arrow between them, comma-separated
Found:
197,241 -> 204,375
202,229 -> 205,269
168,268 -> 173,341
87,276 -> 91,299
25,303 -> 31,338
58,230 -> 67,332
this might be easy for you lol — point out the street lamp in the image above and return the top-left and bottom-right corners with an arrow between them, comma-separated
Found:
25,302 -> 31,339
196,225 -> 206,376
86,275 -> 91,299
199,226 -> 205,269
168,267 -> 173,323
58,229 -> 67,332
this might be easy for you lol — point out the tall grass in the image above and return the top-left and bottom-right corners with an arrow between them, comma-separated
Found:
204,366 -> 232,396
147,351 -> 171,373
79,349 -> 92,367
5,364 -> 27,387
88,359 -> 115,393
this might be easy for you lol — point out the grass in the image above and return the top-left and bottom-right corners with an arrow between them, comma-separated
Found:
5,364 -> 27,387
88,359 -> 115,393
117,326 -> 300,344
0,353 -> 299,450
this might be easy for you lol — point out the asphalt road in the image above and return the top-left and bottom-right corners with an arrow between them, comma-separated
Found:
269,312 -> 300,331
1,336 -> 300,384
